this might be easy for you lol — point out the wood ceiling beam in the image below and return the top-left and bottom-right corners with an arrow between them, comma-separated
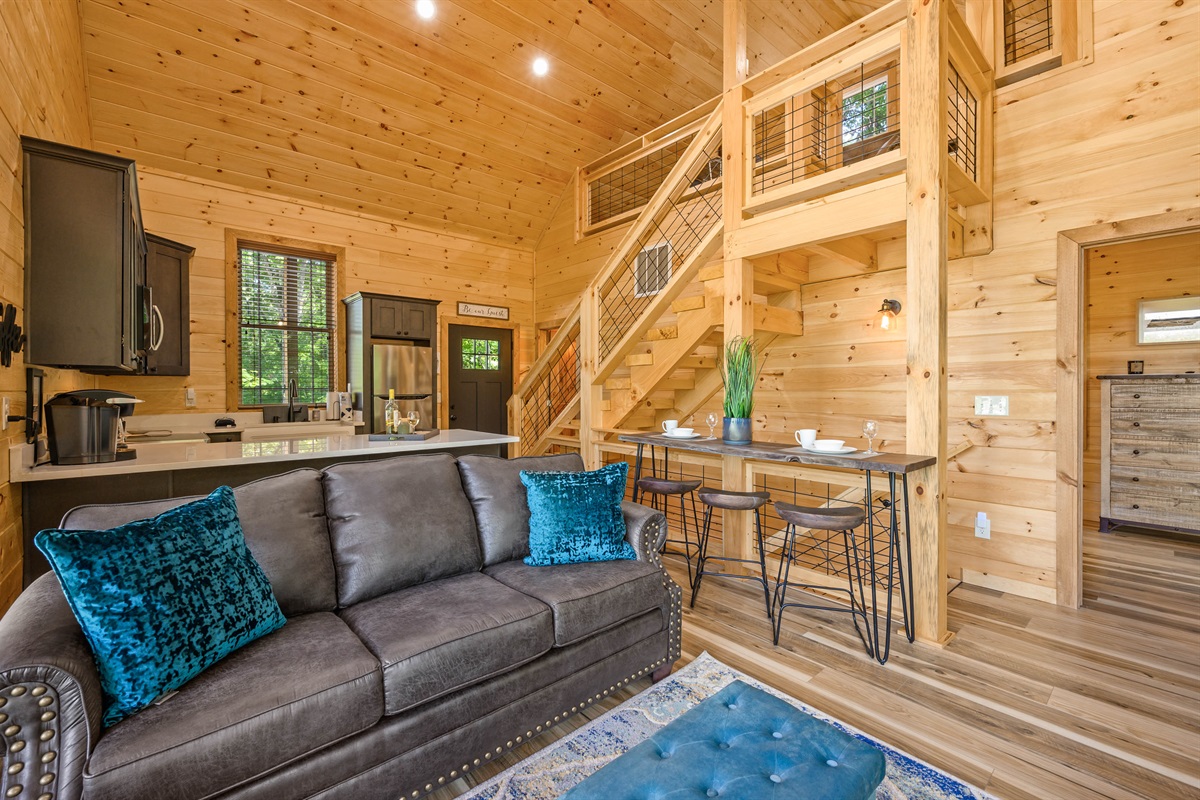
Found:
805,236 -> 880,272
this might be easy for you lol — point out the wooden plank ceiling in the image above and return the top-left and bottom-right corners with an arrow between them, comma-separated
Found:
79,0 -> 882,247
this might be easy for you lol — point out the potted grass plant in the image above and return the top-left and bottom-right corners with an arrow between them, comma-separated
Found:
718,335 -> 761,445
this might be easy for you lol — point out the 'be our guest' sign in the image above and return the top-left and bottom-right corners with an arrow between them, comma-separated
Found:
457,302 -> 510,321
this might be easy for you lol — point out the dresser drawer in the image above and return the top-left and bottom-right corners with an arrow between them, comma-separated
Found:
1109,411 -> 1200,439
1109,467 -> 1200,499
1107,491 -> 1200,529
1109,440 -> 1200,470
1110,382 -> 1200,410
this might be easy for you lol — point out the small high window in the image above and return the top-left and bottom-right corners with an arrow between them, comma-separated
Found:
462,338 -> 501,370
842,77 -> 890,145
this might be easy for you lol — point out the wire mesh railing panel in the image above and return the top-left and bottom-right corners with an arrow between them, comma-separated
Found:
588,136 -> 696,227
596,135 -> 724,363
518,324 -> 580,448
1004,0 -> 1053,66
947,62 -> 979,182
753,472 -> 907,592
751,56 -> 901,197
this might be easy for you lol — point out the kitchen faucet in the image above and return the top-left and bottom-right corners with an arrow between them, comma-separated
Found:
287,378 -> 303,422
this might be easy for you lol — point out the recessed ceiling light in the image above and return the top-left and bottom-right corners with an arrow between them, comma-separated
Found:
416,0 -> 435,20
532,57 -> 549,77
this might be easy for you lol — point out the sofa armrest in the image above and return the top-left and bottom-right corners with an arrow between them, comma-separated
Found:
622,501 -> 667,562
0,574 -> 104,800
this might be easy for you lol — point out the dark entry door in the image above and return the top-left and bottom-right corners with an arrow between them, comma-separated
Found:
448,325 -> 513,437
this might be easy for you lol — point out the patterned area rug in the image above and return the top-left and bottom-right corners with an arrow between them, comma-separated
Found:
460,652 -> 995,800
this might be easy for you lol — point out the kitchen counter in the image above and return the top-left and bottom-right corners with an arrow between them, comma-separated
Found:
15,428 -> 518,587
10,429 -> 517,483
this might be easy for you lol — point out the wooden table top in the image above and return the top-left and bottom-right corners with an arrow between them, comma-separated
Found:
618,433 -> 936,474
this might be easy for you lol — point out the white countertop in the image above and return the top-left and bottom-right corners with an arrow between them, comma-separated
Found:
9,429 -> 518,483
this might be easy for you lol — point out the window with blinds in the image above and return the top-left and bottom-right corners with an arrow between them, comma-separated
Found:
237,243 -> 337,406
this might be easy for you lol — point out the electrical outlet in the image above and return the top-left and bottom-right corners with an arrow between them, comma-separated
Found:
974,511 -> 991,539
974,395 -> 1009,416
185,387 -> 196,408
1,397 -> 8,430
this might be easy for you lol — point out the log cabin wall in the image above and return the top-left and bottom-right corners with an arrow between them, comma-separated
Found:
97,168 -> 537,415
1083,233 -> 1200,527
940,0 -> 1198,602
0,0 -> 95,608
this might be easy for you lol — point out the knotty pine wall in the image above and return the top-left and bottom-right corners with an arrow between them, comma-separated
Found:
0,0 -> 95,609
942,0 -> 1199,602
1083,233 -> 1200,526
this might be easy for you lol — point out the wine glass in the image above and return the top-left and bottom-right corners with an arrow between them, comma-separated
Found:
862,419 -> 879,455
705,412 -> 719,439
407,409 -> 421,432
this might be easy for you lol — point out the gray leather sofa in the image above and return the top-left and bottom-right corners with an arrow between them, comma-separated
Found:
0,452 -> 680,800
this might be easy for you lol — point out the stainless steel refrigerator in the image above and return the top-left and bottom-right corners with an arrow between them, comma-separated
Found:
371,342 -> 434,432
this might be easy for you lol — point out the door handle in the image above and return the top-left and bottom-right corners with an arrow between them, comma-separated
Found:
450,415 -> 457,421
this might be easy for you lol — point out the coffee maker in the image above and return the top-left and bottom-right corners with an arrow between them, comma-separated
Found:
44,390 -> 140,465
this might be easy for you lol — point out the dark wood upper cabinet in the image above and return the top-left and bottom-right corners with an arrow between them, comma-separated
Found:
144,233 -> 194,376
22,137 -> 146,373
369,296 -> 436,340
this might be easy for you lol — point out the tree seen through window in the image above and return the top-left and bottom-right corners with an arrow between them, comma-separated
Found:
238,245 -> 337,406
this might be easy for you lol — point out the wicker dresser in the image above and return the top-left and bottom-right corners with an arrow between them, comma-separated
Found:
1099,374 -> 1200,535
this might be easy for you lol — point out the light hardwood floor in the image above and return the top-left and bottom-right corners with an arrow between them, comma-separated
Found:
437,528 -> 1200,800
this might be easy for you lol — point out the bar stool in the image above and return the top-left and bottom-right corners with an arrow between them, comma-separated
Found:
636,476 -> 702,587
772,502 -> 873,655
690,487 -> 774,623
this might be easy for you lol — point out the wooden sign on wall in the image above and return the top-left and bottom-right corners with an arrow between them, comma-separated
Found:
457,302 -> 510,321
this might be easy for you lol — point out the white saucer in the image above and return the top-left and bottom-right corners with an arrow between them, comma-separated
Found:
802,444 -> 858,454
661,432 -> 703,440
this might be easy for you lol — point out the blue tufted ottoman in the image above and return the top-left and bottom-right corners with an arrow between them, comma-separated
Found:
562,680 -> 886,800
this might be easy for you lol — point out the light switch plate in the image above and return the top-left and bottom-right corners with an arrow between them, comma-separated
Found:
974,395 -> 1009,416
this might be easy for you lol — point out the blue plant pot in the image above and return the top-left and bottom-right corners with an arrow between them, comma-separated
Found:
722,417 -> 752,446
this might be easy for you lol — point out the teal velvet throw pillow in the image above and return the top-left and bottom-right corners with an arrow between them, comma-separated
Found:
36,486 -> 286,727
521,462 -> 636,566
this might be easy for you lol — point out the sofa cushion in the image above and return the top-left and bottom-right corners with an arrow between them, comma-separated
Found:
323,454 -> 482,605
521,462 -> 636,566
485,558 -> 667,646
339,572 -> 553,715
457,452 -> 585,566
59,468 -> 337,616
37,486 -> 286,727
83,612 -> 382,800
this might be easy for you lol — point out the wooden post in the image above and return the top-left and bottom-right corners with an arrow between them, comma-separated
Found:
904,0 -> 951,645
721,0 -> 753,562
579,286 -> 602,469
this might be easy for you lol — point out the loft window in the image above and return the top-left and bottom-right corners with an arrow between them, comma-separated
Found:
462,338 -> 500,370
634,242 -> 672,298
236,243 -> 337,406
841,76 -> 889,145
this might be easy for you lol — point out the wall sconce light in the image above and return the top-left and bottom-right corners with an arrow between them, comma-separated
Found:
878,299 -> 901,330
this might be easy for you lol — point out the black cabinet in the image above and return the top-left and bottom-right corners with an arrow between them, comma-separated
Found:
22,137 -> 146,373
369,297 -> 436,340
144,234 -> 194,376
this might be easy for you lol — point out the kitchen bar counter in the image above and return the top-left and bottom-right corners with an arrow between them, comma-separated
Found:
10,429 -> 516,483
617,433 -> 935,473
619,432 -> 935,664
15,429 -> 516,587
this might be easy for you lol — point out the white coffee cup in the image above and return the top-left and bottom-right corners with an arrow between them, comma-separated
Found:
668,428 -> 694,437
795,429 -> 818,447
662,419 -> 679,433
